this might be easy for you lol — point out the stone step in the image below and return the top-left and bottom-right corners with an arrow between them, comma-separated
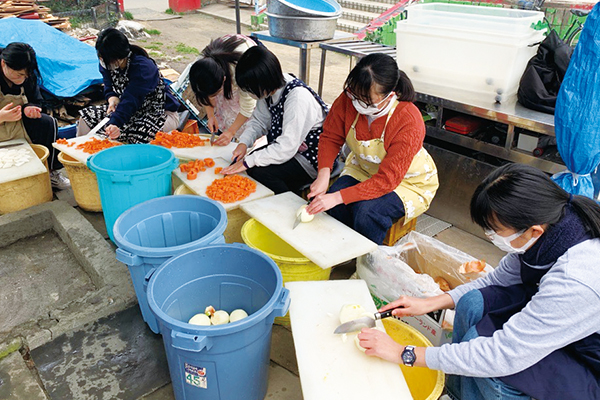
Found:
342,8 -> 381,25
336,18 -> 365,33
338,0 -> 392,14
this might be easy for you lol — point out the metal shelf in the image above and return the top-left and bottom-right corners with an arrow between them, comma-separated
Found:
425,126 -> 564,175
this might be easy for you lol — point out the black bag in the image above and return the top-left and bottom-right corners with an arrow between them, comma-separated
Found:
517,30 -> 573,115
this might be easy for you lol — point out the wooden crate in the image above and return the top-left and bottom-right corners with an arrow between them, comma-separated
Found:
383,217 -> 417,246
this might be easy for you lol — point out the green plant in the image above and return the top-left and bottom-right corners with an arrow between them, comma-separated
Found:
145,44 -> 161,50
149,50 -> 163,58
144,28 -> 161,35
174,42 -> 199,55
124,11 -> 134,20
152,41 -> 164,45
165,8 -> 174,14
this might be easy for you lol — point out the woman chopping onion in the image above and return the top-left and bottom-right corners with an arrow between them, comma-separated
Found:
359,163 -> 600,400
307,53 -> 438,244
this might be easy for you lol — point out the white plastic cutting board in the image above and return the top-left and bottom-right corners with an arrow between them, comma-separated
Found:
286,280 -> 413,400
0,139 -> 47,184
172,157 -> 274,211
51,134 -> 120,165
240,192 -> 377,269
168,134 -> 238,162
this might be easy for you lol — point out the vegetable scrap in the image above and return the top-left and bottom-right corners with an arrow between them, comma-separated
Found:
150,130 -> 209,148
214,167 -> 223,174
459,259 -> 486,274
206,175 -> 256,203
56,138 -> 75,147
0,148 -> 32,168
75,138 -> 122,154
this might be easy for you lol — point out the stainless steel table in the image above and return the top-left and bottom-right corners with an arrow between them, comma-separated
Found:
250,30 -> 356,85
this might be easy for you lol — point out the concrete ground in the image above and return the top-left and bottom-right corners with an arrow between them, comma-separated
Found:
0,8 -> 506,400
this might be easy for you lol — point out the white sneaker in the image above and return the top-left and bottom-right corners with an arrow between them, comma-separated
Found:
50,170 -> 71,190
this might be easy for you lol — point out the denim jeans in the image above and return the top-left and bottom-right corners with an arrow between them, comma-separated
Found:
326,175 -> 405,245
446,290 -> 531,400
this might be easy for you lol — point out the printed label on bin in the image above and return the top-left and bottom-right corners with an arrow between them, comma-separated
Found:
184,363 -> 207,389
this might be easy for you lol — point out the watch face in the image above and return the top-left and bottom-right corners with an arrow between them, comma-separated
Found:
402,350 -> 416,365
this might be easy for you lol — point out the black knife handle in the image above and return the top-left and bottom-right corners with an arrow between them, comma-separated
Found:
376,306 -> 404,320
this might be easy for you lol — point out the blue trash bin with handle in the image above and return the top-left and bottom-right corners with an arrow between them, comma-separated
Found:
147,243 -> 290,400
113,195 -> 227,333
87,144 -> 178,242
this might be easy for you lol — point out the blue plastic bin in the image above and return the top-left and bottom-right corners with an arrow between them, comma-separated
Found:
147,244 -> 290,400
87,144 -> 178,242
113,195 -> 228,333
58,124 -> 77,139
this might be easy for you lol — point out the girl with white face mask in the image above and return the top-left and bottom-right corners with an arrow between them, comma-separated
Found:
306,53 -> 439,245
359,163 -> 600,400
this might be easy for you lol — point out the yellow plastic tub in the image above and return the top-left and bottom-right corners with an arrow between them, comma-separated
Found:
58,152 -> 102,212
242,218 -> 332,324
382,318 -> 445,400
173,184 -> 251,244
0,144 -> 53,214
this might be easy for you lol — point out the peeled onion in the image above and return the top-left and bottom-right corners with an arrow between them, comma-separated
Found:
211,310 -> 230,325
230,309 -> 248,323
339,304 -> 369,325
296,205 -> 314,223
188,313 -> 211,326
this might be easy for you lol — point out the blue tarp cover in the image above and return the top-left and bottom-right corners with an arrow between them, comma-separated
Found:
0,18 -> 102,98
553,3 -> 600,198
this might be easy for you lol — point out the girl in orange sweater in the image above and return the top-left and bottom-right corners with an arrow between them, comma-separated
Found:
307,54 -> 439,244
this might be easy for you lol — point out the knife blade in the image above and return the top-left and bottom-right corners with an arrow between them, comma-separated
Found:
210,129 -> 222,146
333,307 -> 403,334
88,117 -> 110,137
292,198 -> 313,230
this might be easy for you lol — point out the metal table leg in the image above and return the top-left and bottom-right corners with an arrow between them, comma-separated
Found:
299,47 -> 311,84
318,49 -> 327,97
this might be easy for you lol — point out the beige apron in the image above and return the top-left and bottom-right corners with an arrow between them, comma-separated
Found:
341,101 -> 439,221
0,86 -> 30,143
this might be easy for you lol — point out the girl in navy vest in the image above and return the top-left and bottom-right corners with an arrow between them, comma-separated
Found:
220,46 -> 328,194
357,163 -> 600,400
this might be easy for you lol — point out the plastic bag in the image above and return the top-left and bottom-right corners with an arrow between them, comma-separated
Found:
357,231 -> 492,305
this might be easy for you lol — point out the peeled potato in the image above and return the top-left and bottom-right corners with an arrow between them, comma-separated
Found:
230,309 -> 248,323
211,310 -> 230,325
296,205 -> 314,223
188,313 -> 211,326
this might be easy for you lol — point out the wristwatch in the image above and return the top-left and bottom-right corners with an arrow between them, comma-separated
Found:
401,345 -> 416,367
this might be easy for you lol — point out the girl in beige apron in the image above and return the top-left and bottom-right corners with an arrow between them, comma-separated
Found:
308,53 -> 438,244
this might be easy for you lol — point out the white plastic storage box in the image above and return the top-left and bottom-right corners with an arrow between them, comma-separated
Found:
396,4 -> 546,104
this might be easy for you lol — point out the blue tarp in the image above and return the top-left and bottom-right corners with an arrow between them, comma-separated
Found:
0,18 -> 102,98
553,3 -> 600,198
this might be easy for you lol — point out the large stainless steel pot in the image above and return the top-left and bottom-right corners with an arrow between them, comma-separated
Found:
267,12 -> 340,41
267,0 -> 341,18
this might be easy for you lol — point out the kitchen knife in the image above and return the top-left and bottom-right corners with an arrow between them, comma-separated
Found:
88,117 -> 110,137
0,142 -> 24,150
210,129 -> 222,146
292,198 -> 313,230
333,307 -> 403,334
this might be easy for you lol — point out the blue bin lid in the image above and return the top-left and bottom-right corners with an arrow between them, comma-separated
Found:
113,195 -> 227,258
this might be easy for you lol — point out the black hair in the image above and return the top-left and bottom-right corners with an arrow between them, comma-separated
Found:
470,163 -> 600,238
345,53 -> 415,105
235,46 -> 285,99
190,35 -> 247,107
0,42 -> 40,79
96,28 -> 149,66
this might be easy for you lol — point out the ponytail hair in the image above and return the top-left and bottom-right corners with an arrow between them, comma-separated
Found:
96,28 -> 149,66
344,53 -> 415,105
190,35 -> 247,107
470,163 -> 600,238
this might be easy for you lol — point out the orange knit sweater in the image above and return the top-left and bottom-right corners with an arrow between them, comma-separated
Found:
318,93 -> 426,204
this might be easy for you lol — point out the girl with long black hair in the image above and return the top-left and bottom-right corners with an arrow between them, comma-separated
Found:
0,42 -> 69,189
189,34 -> 257,145
77,28 -> 180,143
359,163 -> 600,400
306,53 -> 438,244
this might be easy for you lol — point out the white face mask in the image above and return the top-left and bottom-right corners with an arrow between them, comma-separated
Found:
99,59 -> 119,71
351,92 -> 394,117
485,229 -> 540,254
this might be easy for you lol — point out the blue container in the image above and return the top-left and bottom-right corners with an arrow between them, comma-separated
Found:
113,195 -> 227,333
58,124 -> 77,139
147,244 -> 290,400
87,144 -> 178,242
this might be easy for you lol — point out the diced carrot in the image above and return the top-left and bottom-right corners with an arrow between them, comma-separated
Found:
206,175 -> 256,203
214,167 -> 223,174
